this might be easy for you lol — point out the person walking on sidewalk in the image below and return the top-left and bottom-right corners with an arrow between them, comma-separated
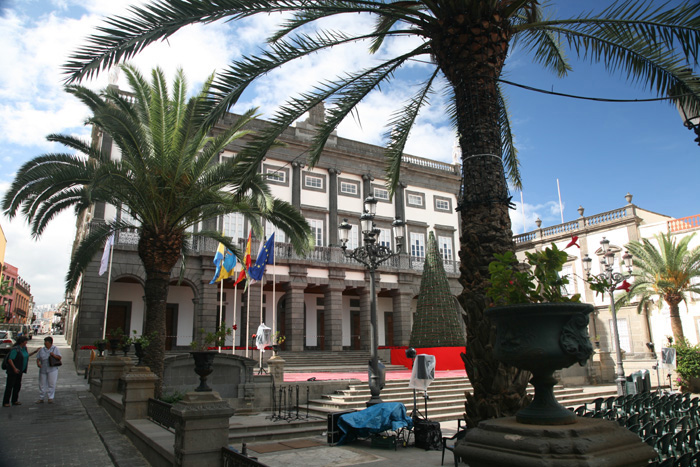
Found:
3,336 -> 38,407
36,336 -> 62,404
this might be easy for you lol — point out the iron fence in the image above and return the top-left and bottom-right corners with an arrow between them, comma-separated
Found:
147,398 -> 177,431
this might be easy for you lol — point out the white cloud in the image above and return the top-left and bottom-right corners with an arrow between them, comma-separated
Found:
509,196 -> 563,234
1,184 -> 76,307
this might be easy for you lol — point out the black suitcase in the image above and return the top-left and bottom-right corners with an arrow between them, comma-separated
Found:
413,418 -> 442,450
327,410 -> 355,444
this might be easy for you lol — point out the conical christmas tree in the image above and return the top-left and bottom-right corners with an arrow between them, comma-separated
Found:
409,231 -> 465,347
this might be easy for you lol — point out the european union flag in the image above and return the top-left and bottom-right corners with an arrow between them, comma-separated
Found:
248,233 -> 275,281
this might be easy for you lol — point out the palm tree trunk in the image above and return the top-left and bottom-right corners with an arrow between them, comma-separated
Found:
433,12 -> 530,427
138,230 -> 182,398
668,299 -> 685,343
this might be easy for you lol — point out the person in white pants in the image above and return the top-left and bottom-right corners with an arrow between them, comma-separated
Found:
35,336 -> 62,403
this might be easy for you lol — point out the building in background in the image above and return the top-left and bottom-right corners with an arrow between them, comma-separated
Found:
12,276 -> 32,325
1,263 -> 18,323
514,193 -> 700,385
67,104 -> 463,356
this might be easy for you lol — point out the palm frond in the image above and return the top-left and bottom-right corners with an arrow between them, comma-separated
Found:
384,67 -> 440,196
497,84 -> 522,190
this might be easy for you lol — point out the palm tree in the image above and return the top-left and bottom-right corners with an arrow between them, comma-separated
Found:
3,65 -> 313,394
624,232 -> 700,344
62,1 -> 700,424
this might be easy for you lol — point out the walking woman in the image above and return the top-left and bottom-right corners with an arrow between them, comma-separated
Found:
36,336 -> 62,404
3,336 -> 38,407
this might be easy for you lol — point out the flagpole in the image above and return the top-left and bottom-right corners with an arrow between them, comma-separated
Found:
246,287 -> 251,359
218,279 -> 223,353
232,280 -> 238,355
101,238 -> 114,340
272,242 -> 276,339
259,274 -> 265,372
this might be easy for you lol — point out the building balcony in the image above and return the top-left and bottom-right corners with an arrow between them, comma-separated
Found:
109,227 -> 459,275
514,204 -> 637,246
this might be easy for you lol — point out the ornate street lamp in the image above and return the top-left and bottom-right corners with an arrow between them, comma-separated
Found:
582,238 -> 634,396
677,99 -> 700,147
338,195 -> 405,406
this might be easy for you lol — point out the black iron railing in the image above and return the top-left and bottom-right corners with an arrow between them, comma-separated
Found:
222,446 -> 270,467
147,398 -> 176,431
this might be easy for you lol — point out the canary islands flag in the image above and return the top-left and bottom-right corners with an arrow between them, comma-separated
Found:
248,233 -> 275,281
210,242 -> 237,284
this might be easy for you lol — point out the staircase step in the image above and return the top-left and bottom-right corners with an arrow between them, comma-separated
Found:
228,417 -> 326,444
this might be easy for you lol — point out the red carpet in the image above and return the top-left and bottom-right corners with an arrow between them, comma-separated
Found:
283,369 -> 466,382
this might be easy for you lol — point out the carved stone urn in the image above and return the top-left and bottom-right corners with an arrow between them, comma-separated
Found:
190,351 -> 217,392
486,302 -> 594,425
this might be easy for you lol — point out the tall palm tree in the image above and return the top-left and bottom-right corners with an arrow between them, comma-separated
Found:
62,1 -> 700,424
3,65 -> 313,394
624,232 -> 700,344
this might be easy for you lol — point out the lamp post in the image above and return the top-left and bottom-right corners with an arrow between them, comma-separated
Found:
677,99 -> 700,147
582,238 -> 634,396
338,195 -> 405,406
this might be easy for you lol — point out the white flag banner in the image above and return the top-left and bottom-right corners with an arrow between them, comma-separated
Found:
99,234 -> 114,276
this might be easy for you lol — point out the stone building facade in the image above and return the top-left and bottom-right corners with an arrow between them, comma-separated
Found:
515,193 -> 700,385
66,106 -> 463,354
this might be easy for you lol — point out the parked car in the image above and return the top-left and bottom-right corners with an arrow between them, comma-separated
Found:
0,330 -> 15,356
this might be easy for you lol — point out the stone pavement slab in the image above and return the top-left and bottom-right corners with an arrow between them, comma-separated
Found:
0,335 -> 149,467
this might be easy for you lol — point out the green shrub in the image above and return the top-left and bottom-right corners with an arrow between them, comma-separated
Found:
671,340 -> 700,389
159,391 -> 185,404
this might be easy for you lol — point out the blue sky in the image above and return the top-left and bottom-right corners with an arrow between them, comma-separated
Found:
1,0 -> 698,305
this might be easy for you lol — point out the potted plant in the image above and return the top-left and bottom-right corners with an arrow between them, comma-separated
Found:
485,243 -> 594,425
94,338 -> 108,357
189,322 -> 232,392
271,332 -> 286,355
132,331 -> 153,366
108,327 -> 124,356
121,334 -> 133,357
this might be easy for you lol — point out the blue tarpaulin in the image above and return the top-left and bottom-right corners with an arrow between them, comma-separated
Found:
337,402 -> 413,445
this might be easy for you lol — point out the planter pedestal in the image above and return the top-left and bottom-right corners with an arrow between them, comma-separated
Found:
267,355 -> 285,384
456,417 -> 657,467
171,392 -> 235,467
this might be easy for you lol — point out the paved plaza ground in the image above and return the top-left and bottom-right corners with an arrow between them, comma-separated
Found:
0,335 -> 465,466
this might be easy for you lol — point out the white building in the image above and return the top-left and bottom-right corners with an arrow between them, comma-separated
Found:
66,105 -> 463,355
515,193 -> 700,384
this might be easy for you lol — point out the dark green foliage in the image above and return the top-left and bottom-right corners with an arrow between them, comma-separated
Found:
409,232 -> 465,348
671,340 -> 700,389
487,243 -> 580,305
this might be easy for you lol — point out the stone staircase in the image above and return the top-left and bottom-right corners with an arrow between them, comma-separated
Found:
274,350 -> 408,372
228,415 -> 328,444
305,377 -> 620,422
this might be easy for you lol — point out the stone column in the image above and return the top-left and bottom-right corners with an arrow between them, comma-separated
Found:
392,290 -> 414,346
328,168 -> 340,246
324,269 -> 345,351
291,161 -> 303,208
284,266 -> 307,351
121,366 -> 158,421
171,392 -> 235,467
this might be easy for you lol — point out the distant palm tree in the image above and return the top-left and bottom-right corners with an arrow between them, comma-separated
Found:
3,65 -> 313,394
63,1 -> 700,424
625,232 -> 700,343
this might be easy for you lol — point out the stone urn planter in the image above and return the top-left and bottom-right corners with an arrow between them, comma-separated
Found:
121,342 -> 131,357
486,302 -> 594,425
133,342 -> 145,366
96,341 -> 107,357
190,351 -> 217,392
108,338 -> 121,356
